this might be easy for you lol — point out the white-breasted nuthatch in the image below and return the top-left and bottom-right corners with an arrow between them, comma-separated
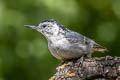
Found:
24,19 -> 108,61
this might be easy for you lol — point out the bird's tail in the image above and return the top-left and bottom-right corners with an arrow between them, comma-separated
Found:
92,43 -> 109,53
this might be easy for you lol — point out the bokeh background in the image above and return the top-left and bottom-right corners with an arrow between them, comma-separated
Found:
0,0 -> 120,80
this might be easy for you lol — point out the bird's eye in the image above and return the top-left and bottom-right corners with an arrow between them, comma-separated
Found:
42,25 -> 47,28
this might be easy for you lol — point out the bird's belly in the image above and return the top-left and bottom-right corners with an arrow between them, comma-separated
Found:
48,39 -> 90,61
49,46 -> 88,61
48,46 -> 64,60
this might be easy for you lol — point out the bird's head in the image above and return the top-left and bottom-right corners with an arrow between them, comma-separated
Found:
24,19 -> 66,38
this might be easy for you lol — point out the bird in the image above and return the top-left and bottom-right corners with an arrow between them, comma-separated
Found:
24,19 -> 108,61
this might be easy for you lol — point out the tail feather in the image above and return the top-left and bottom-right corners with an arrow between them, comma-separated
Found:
92,43 -> 109,53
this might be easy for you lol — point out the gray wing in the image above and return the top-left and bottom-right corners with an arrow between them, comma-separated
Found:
65,30 -> 108,53
65,30 -> 91,45
65,30 -> 93,55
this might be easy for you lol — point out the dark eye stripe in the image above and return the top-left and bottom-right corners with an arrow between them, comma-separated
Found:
43,25 -> 46,28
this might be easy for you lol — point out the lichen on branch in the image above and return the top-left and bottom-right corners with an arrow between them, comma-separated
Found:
50,56 -> 120,80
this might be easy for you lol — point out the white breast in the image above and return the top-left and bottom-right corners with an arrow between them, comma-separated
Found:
50,37 -> 70,49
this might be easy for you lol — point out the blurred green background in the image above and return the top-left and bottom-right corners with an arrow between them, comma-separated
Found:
0,0 -> 120,80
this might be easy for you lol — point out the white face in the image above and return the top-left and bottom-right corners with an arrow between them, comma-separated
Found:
36,22 -> 60,37
24,20 -> 66,42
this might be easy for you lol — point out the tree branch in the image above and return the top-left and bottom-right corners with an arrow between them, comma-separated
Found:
49,56 -> 120,80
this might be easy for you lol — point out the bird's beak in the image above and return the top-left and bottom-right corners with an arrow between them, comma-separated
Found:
24,25 -> 37,29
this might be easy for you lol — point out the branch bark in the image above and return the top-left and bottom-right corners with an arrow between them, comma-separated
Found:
49,56 -> 120,80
